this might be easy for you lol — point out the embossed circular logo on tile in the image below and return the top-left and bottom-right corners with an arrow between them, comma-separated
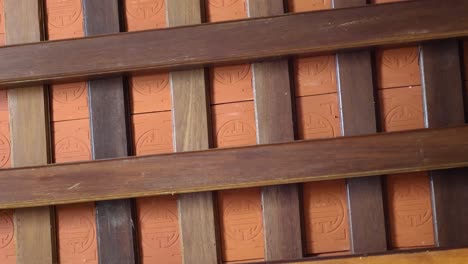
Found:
59,214 -> 95,254
217,120 -> 255,147
134,74 -> 169,95
56,137 -> 91,162
304,113 -> 335,138
297,56 -> 330,78
394,184 -> 432,227
308,193 -> 344,234
224,199 -> 262,241
0,133 -> 10,168
53,83 -> 86,104
126,0 -> 164,20
0,211 -> 13,249
209,0 -> 240,7
141,207 -> 179,248
136,129 -> 172,155
382,48 -> 418,70
47,0 -> 82,28
214,65 -> 250,85
384,105 -> 423,131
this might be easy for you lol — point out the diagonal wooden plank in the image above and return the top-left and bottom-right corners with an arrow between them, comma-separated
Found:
420,39 -> 468,247
247,0 -> 302,260
0,0 -> 466,87
82,1 -> 138,263
333,0 -> 387,254
4,0 -> 55,263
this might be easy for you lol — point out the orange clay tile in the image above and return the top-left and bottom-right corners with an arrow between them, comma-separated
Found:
53,119 -> 91,163
218,188 -> 264,262
212,101 -> 256,148
136,196 -> 182,264
56,203 -> 98,264
303,180 -> 350,254
0,210 -> 15,264
378,86 -> 424,132
51,82 -> 89,121
387,172 -> 435,248
210,64 -> 253,105
132,111 -> 173,155
130,73 -> 172,114
0,90 -> 10,169
296,94 -> 341,140
45,0 -> 84,40
294,56 -> 337,97
288,0 -> 331,13
375,47 -> 421,89
205,0 -> 247,22
125,0 -> 166,31
0,0 -> 4,45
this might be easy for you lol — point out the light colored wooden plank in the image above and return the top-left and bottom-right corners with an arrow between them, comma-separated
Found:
4,0 -> 55,263
167,1 -> 219,263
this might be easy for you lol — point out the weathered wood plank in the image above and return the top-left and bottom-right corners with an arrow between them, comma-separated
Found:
4,0 -> 55,263
82,1 -> 137,263
167,1 -> 219,263
420,39 -> 468,247
0,125 -> 466,209
248,0 -> 302,260
334,0 -> 387,254
0,0 -> 466,87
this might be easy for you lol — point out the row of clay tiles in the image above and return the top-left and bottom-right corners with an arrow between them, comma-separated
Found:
0,0 -> 467,264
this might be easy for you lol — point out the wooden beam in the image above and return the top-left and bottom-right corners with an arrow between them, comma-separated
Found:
334,0 -> 387,254
0,125 -> 466,209
4,0 -> 55,263
82,1 -> 138,263
263,248 -> 468,264
167,0 -> 220,263
247,0 -> 303,260
420,40 -> 468,247
0,0 -> 466,87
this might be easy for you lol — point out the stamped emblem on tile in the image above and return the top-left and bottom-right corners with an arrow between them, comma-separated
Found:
304,113 -> 335,138
136,129 -> 172,155
214,65 -> 250,85
308,192 -> 344,234
56,137 -> 91,162
382,48 -> 419,70
224,199 -> 262,241
141,207 -> 179,248
217,120 -> 255,147
134,74 -> 169,95
385,105 -> 423,130
209,0 -> 240,7
394,184 -> 432,227
297,56 -> 330,77
0,212 -> 13,249
59,214 -> 95,254
53,83 -> 86,104
47,0 -> 82,28
0,133 -> 9,168
126,0 -> 164,19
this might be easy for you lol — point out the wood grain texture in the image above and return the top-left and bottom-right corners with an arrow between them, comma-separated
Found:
420,39 -> 468,247
273,248 -> 468,264
82,1 -> 137,263
167,1 -> 219,263
248,0 -> 302,260
335,0 -> 387,253
4,0 -> 55,263
0,125 -> 467,209
0,0 -> 467,87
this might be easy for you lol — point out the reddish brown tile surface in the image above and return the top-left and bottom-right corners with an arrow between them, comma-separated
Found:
0,0 -> 4,45
136,196 -> 182,264
303,180 -> 349,254
288,0 -> 331,12
378,86 -> 424,132
296,94 -> 341,140
294,56 -> 337,97
218,189 -> 264,262
0,90 -> 10,169
56,203 -> 98,264
376,47 -> 421,89
45,0 -> 84,40
130,73 -> 172,114
387,172 -> 435,248
132,111 -> 173,156
0,210 -> 15,264
53,119 -> 91,163
210,64 -> 253,105
125,0 -> 166,31
205,0 -> 247,22
51,82 -> 89,121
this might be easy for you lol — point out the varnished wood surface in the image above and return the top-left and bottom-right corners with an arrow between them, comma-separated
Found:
420,39 -> 468,247
248,0 -> 302,260
0,125 -> 466,209
258,248 -> 468,264
4,0 -> 55,263
83,1 -> 137,263
167,1 -> 220,263
0,0 -> 466,87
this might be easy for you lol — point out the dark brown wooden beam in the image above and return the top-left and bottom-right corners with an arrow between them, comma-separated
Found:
334,0 -> 388,254
420,39 -> 468,247
82,1 -> 138,263
0,125 -> 466,209
0,0 -> 466,88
